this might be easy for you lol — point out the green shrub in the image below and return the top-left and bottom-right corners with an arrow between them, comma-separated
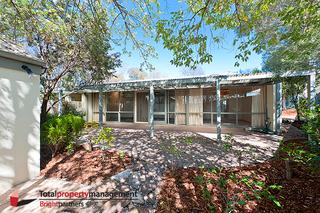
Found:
184,136 -> 193,144
61,101 -> 85,117
42,114 -> 85,156
94,127 -> 115,147
298,99 -> 320,171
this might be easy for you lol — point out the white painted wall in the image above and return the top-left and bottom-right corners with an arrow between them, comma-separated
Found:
0,57 -> 41,195
267,84 -> 276,131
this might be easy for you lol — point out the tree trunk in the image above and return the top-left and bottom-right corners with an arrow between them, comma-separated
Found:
292,96 -> 300,121
294,101 -> 300,121
41,95 -> 49,124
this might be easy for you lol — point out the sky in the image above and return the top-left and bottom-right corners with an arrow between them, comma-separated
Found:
112,1 -> 262,79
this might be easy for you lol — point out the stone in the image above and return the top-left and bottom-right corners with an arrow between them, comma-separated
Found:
82,142 -> 92,151
130,179 -> 141,190
111,169 -> 132,182
140,175 -> 146,182
131,192 -> 144,205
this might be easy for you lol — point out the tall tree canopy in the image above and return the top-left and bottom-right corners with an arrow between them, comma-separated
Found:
0,0 -> 123,121
156,0 -> 320,70
0,0 -> 160,122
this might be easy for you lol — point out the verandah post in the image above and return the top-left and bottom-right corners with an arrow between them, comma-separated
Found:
149,84 -> 155,137
307,73 -> 316,107
275,81 -> 282,134
307,72 -> 316,141
98,89 -> 103,128
216,78 -> 221,142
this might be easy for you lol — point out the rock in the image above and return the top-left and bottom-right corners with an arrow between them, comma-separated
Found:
140,175 -> 146,182
82,142 -> 92,151
130,179 -> 141,190
111,169 -> 132,182
131,192 -> 144,205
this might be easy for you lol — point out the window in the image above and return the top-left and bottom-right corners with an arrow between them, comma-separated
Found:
107,92 -> 119,111
154,91 -> 165,112
70,94 -> 82,102
106,92 -> 134,122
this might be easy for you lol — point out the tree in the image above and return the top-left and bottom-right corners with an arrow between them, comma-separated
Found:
156,0 -> 320,70
262,47 -> 311,121
128,67 -> 147,80
0,0 -> 121,122
179,66 -> 205,76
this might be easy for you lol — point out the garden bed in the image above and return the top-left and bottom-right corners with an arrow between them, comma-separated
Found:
40,148 -> 132,185
156,139 -> 320,212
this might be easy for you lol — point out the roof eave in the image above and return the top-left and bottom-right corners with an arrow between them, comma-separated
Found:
0,49 -> 46,67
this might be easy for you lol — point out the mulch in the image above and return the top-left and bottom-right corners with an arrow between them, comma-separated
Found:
156,139 -> 320,213
40,148 -> 131,185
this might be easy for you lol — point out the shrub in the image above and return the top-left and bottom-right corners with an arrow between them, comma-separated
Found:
296,99 -> 320,171
94,127 -> 115,148
42,114 -> 85,157
61,101 -> 85,117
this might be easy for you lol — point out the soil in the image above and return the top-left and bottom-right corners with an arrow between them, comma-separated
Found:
40,147 -> 131,185
40,144 -> 52,170
291,120 -> 305,129
156,139 -> 320,213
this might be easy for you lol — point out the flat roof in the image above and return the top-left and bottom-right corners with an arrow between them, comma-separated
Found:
77,70 -> 316,92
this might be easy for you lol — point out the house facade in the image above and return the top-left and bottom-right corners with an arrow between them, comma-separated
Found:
67,71 -> 316,138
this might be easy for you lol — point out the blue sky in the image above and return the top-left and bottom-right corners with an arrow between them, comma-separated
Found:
113,1 -> 262,78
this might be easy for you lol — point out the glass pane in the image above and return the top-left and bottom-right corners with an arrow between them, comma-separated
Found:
221,114 -> 236,125
106,113 -> 118,121
136,92 -> 148,122
189,89 -> 202,113
203,88 -> 215,112
168,90 -> 175,112
70,94 -> 82,101
212,100 -> 217,112
203,96 -> 211,112
212,114 -> 217,123
107,92 -> 119,111
221,87 -> 238,112
155,91 -> 165,112
120,92 -> 134,111
176,113 -> 186,125
154,114 -> 165,122
203,113 -> 211,124
238,86 -> 253,113
120,113 -> 133,122
252,113 -> 266,128
175,89 -> 187,113
168,113 -> 175,124
238,114 -> 251,126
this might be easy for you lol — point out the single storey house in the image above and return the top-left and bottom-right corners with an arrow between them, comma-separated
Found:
0,38 -> 44,195
67,71 -> 316,139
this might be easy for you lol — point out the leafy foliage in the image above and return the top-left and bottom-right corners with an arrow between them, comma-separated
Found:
184,136 -> 193,145
0,0 -> 122,122
156,0 -> 320,69
61,101 -> 85,117
42,114 -> 85,156
298,99 -> 320,170
94,127 -> 115,148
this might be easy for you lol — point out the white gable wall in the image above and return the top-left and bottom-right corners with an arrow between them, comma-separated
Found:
0,57 -> 41,195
